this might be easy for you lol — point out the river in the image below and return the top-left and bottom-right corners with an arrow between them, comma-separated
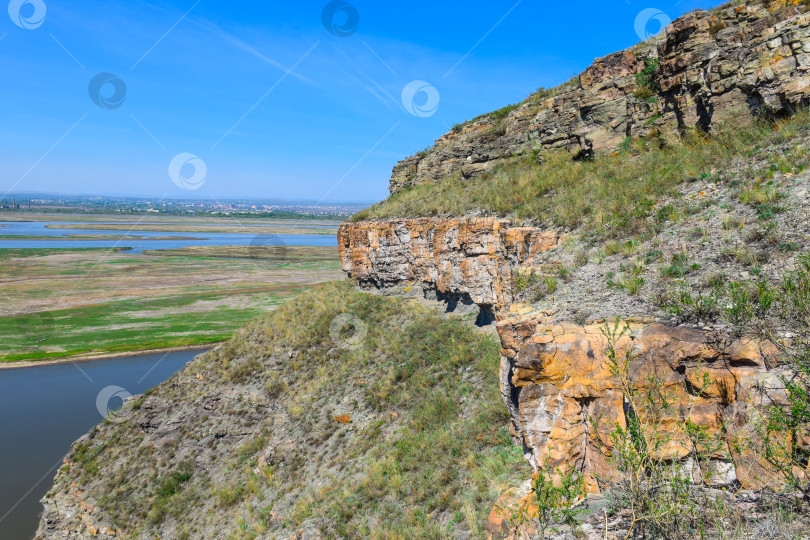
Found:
0,349 -> 209,540
0,218 -> 334,538
0,221 -> 337,252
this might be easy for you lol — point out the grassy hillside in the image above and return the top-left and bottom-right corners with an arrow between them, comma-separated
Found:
44,281 -> 526,539
355,110 -> 810,240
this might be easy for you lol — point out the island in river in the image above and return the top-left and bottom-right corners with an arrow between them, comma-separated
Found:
0,213 -> 344,364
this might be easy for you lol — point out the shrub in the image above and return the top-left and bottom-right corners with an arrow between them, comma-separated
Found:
490,103 -> 519,121
574,251 -> 589,267
634,86 -> 655,101
224,357 -> 262,383
709,20 -> 727,37
724,281 -> 755,331
663,287 -> 721,322
634,58 -> 660,99
599,319 -> 723,538
147,461 -> 194,524
574,310 -> 590,326
623,275 -> 645,295
722,215 -> 743,230
500,460 -> 585,540
514,269 -> 541,292
740,182 -> 783,206
533,464 -> 586,539
603,241 -> 621,256
755,254 -> 810,503
661,264 -> 685,278
611,258 -> 646,296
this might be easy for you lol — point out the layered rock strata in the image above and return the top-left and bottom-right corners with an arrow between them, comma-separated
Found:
337,218 -> 558,309
390,1 -> 810,194
497,311 -> 791,492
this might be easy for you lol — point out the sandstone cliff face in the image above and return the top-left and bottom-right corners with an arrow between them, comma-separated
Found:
337,218 -> 558,308
339,3 -> 810,496
338,216 -> 805,493
389,0 -> 810,194
497,312 -> 791,492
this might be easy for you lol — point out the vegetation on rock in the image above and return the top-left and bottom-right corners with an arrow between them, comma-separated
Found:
355,110 -> 810,240
40,281 -> 527,539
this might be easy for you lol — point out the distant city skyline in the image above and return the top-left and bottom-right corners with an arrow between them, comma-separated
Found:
1,0 -> 724,203
0,192 -> 367,219
0,190 -> 376,205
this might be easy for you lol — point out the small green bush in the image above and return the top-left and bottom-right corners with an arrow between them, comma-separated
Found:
599,319 -> 724,538
709,21 -> 727,37
514,269 -> 541,292
663,288 -> 721,322
725,282 -> 755,331
499,460 -> 585,539
634,58 -> 660,99
490,103 -> 519,121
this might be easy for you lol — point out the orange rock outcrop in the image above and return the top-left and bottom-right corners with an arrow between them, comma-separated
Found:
497,313 -> 790,492
338,218 -> 558,308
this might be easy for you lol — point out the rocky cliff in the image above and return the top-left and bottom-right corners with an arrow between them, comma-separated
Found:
388,0 -> 810,194
338,218 -> 558,309
340,139 -> 810,503
336,0 -> 810,525
497,313 -> 786,492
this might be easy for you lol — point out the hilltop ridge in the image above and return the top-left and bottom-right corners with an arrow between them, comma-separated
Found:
385,0 -> 810,196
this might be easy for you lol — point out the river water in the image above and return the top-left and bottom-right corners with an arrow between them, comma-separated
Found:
0,349 -> 209,540
0,219 -> 335,538
0,221 -> 338,251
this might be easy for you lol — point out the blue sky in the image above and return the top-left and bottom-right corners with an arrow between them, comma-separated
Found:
0,0 -> 723,203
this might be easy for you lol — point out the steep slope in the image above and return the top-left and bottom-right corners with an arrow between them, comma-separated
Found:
336,0 -> 810,535
36,282 -> 527,539
341,111 -> 810,501
386,0 -> 810,195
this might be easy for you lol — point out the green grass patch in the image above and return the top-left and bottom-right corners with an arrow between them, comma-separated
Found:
0,290 -> 301,362
0,247 -> 130,258
355,110 -> 810,239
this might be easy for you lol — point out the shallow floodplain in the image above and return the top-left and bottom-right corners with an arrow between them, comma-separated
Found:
0,243 -> 342,363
